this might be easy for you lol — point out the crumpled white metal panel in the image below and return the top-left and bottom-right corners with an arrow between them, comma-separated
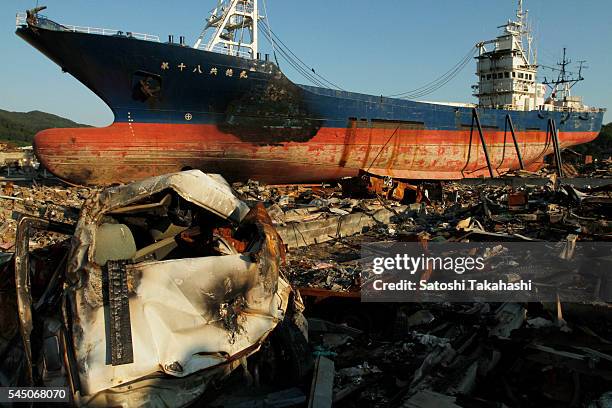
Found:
77,255 -> 289,395
97,170 -> 250,223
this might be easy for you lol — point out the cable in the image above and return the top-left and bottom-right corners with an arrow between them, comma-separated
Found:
260,20 -> 345,91
259,27 -> 330,87
261,0 -> 279,67
387,51 -> 472,97
389,49 -> 475,98
260,20 -> 343,89
259,27 -> 324,86
257,16 -> 473,98
258,19 -> 344,89
387,47 -> 476,99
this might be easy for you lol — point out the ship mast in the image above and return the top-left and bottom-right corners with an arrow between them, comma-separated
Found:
512,0 -> 536,66
194,0 -> 259,59
542,47 -> 585,101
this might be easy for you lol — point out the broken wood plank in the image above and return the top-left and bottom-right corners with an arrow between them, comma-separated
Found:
402,390 -> 461,408
308,356 -> 335,408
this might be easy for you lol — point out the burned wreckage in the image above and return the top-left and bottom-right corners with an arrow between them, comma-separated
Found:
2,170 -> 308,406
0,160 -> 612,406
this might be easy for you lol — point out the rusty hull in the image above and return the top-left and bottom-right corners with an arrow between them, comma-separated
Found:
33,123 -> 600,185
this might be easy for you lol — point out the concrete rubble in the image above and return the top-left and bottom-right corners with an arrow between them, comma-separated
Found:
0,159 -> 610,407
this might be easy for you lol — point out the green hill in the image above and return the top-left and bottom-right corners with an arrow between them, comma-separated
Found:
0,109 -> 89,147
573,122 -> 612,159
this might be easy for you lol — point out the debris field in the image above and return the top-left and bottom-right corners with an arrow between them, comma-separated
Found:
0,159 -> 611,407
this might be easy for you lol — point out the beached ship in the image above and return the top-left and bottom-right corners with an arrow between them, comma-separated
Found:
16,0 -> 605,185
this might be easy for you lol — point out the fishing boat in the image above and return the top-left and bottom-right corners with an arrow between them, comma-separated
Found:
16,0 -> 605,185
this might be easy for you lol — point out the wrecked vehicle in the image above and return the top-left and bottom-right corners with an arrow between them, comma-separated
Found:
5,170 -> 305,406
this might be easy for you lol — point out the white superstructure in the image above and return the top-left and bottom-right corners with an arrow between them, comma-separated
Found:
473,0 -> 603,113
473,0 -> 543,111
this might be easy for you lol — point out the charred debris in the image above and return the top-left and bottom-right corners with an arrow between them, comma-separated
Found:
0,160 -> 611,407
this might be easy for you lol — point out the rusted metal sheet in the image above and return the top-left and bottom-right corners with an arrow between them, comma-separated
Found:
508,191 -> 529,210
339,171 -> 441,203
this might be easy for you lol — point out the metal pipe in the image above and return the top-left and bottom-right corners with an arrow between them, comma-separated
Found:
472,108 -> 495,178
549,119 -> 564,177
506,114 -> 524,170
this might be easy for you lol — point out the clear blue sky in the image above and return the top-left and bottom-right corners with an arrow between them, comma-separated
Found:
1,0 -> 610,126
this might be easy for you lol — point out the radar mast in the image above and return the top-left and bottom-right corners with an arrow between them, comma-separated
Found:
194,0 -> 259,59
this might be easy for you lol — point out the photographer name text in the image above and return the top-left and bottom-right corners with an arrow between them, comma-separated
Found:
372,279 -> 533,292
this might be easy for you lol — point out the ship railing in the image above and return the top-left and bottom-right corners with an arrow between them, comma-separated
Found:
543,106 -> 606,113
63,25 -> 160,42
206,43 -> 253,59
16,12 -> 26,27
480,103 -> 606,114
15,12 -> 160,42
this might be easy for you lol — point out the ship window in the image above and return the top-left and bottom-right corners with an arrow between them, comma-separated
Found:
528,74 -> 532,80
487,74 -> 491,80
132,71 -> 162,102
505,72 -> 510,78
518,73 -> 524,79
512,72 -> 516,78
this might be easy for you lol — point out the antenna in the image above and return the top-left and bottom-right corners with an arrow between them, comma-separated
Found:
541,47 -> 585,100
517,0 -> 524,24
577,60 -> 587,80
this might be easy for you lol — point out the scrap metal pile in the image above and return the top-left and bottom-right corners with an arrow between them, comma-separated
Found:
0,159 -> 610,407
0,181 -> 86,250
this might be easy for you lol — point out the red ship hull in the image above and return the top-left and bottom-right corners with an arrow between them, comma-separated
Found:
34,123 -> 598,185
